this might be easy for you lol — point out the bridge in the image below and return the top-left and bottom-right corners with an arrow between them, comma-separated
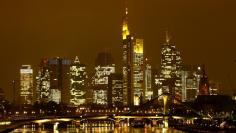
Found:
0,93 -> 207,132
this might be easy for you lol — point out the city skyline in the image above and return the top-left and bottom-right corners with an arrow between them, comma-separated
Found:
1,0 -> 236,101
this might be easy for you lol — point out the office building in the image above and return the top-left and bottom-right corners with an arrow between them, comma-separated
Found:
199,68 -> 210,95
36,59 -> 50,102
108,74 -> 123,107
122,7 -> 145,106
156,32 -> 182,101
20,65 -> 33,105
69,56 -> 87,106
48,57 -> 71,104
144,59 -> 152,101
93,52 -> 115,105
181,65 -> 203,102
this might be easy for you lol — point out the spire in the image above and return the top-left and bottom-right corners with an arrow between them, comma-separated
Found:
125,0 -> 128,15
125,7 -> 128,15
74,56 -> 80,64
122,1 -> 130,40
165,30 -> 171,44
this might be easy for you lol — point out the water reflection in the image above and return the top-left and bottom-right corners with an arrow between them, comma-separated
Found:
11,123 -> 185,133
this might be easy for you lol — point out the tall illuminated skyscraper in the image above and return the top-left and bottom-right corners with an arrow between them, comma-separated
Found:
133,39 -> 144,105
122,7 -> 132,106
156,31 -> 182,100
36,59 -> 50,102
93,52 -> 115,105
69,56 -> 87,106
122,7 -> 145,106
20,65 -> 33,105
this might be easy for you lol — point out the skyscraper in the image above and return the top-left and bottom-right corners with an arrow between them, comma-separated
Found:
108,73 -> 123,107
122,7 -> 132,106
156,31 -> 182,100
93,52 -> 115,105
69,56 -> 87,106
36,59 -> 50,102
48,57 -> 71,104
133,39 -> 144,105
199,68 -> 210,95
181,65 -> 203,102
122,7 -> 145,106
144,59 -> 152,101
20,65 -> 33,105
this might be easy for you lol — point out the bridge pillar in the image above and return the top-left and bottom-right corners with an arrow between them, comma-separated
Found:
152,119 -> 157,127
163,94 -> 169,128
127,118 -> 130,127
115,118 -> 120,127
53,122 -> 59,131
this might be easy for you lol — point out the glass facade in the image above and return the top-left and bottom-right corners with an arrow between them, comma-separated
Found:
156,32 -> 183,101
69,56 -> 87,106
20,65 -> 33,105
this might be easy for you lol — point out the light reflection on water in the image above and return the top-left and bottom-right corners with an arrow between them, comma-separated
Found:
10,124 -> 185,133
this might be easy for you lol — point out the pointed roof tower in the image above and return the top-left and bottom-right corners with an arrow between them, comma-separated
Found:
74,56 -> 80,64
165,30 -> 171,44
122,1 -> 130,40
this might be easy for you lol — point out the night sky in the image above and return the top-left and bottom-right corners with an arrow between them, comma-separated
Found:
0,0 -> 236,101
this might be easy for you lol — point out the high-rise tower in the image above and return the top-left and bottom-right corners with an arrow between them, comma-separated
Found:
69,56 -> 87,106
36,59 -> 50,102
20,65 -> 33,105
122,6 -> 145,106
144,58 -> 152,101
48,57 -> 71,104
199,68 -> 210,95
122,7 -> 133,106
133,39 -> 144,105
93,52 -> 115,105
156,31 -> 182,100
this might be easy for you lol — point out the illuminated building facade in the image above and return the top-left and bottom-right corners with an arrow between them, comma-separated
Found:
122,7 -> 145,106
199,68 -> 210,95
144,60 -> 152,101
156,32 -> 182,100
108,74 -> 123,107
20,65 -> 33,105
122,7 -> 132,106
93,52 -> 115,105
181,65 -> 203,102
48,57 -> 71,104
133,39 -> 144,105
49,89 -> 61,104
69,56 -> 87,106
36,59 -> 50,102
209,80 -> 219,95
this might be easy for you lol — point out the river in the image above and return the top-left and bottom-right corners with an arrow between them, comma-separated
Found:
10,123 -> 185,133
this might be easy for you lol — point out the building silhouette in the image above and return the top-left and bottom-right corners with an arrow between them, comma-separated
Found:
48,57 -> 71,104
199,68 -> 210,95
